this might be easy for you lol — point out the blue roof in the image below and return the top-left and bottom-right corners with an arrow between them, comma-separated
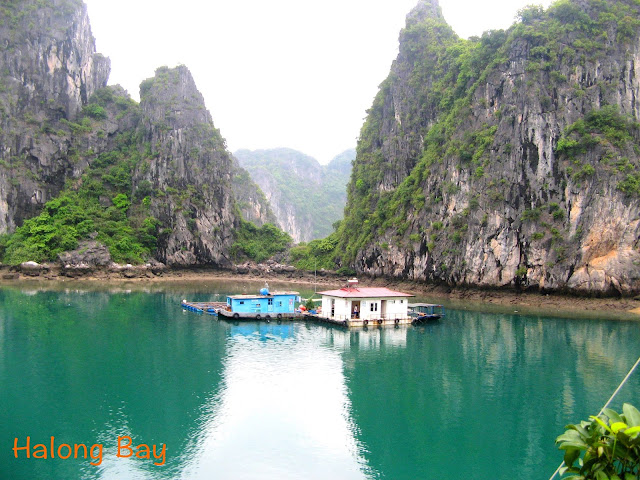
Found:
227,291 -> 299,300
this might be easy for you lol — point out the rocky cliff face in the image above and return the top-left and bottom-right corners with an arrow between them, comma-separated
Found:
132,66 -> 238,267
0,0 -> 110,232
340,0 -> 640,294
0,0 -> 253,268
235,148 -> 354,242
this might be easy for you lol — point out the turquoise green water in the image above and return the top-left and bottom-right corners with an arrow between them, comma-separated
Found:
1,281 -> 639,479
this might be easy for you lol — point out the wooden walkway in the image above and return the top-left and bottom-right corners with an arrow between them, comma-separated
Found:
181,301 -> 227,315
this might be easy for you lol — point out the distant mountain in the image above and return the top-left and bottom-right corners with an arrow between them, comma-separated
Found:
326,149 -> 354,177
234,148 -> 354,243
230,157 -> 278,227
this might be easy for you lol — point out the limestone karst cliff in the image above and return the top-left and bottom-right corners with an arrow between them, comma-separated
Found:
0,0 -> 272,268
131,65 -> 239,266
339,0 -> 640,294
0,0 -> 110,232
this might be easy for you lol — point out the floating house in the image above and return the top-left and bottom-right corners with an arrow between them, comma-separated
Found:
214,283 -> 302,320
318,279 -> 415,326
225,291 -> 299,316
182,279 -> 443,327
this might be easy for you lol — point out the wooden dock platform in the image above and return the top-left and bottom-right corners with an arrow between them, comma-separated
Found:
310,315 -> 414,328
181,301 -> 227,315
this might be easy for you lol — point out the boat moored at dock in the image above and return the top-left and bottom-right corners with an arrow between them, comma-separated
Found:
408,303 -> 446,324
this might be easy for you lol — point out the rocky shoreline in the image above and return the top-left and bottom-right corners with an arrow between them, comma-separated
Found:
2,260 -> 639,320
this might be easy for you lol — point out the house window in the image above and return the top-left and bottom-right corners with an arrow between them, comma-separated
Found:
277,301 -> 282,307
239,301 -> 244,305
268,298 -> 273,305
370,303 -> 378,312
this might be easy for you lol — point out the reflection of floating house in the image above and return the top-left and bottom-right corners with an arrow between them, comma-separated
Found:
230,322 -> 294,341
217,284 -> 303,321
319,326 -> 408,350
317,279 -> 419,327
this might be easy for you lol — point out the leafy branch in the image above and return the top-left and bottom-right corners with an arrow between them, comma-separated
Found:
557,403 -> 640,479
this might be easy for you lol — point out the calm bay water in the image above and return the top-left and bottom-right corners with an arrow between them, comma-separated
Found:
1,280 -> 639,480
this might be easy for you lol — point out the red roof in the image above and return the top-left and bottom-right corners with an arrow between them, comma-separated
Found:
318,287 -> 414,298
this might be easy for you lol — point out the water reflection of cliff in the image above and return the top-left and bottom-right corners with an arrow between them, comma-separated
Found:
0,288 -> 229,480
341,310 -> 640,480
179,324 -> 375,480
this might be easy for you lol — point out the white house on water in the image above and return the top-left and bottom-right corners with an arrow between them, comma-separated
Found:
318,279 -> 414,325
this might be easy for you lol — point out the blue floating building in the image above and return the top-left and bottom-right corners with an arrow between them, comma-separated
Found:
226,292 -> 299,315
219,283 -> 301,320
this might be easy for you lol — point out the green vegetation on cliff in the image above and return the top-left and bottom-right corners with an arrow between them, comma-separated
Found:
289,230 -> 339,270
230,220 -> 292,263
288,230 -> 356,275
0,88 -> 160,264
556,105 -> 640,194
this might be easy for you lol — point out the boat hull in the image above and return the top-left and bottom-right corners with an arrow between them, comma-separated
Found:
411,314 -> 442,324
217,309 -> 307,321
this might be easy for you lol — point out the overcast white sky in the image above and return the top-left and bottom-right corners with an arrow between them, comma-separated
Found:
83,0 -> 552,164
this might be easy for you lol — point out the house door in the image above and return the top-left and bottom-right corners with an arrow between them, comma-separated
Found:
351,301 -> 361,319
381,300 -> 387,319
